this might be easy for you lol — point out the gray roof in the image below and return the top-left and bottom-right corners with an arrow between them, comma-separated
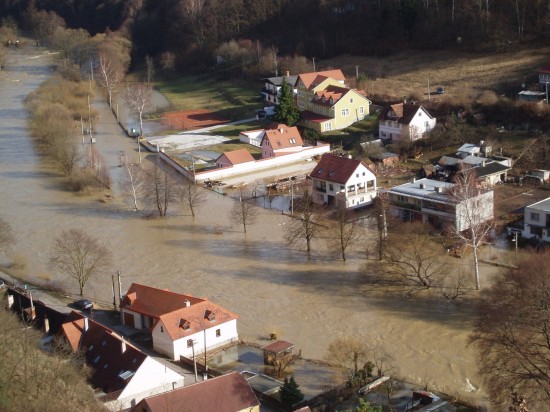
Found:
473,162 -> 510,178
389,178 -> 456,204
527,197 -> 550,212
264,75 -> 298,87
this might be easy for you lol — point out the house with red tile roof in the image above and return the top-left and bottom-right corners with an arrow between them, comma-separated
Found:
296,70 -> 370,132
260,124 -> 304,158
120,283 -> 239,361
133,372 -> 260,412
310,153 -> 377,209
59,311 -> 184,411
216,149 -> 255,168
378,102 -> 436,143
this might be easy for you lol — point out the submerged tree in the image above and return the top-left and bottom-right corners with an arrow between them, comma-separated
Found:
179,178 -> 206,218
50,229 -> 112,296
230,187 -> 258,233
471,251 -> 550,409
327,203 -> 363,261
143,162 -> 178,217
284,185 -> 320,252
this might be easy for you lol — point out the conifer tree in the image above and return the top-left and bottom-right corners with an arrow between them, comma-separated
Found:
280,375 -> 304,408
274,78 -> 299,126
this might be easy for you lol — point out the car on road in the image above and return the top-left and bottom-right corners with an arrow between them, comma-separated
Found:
73,299 -> 93,310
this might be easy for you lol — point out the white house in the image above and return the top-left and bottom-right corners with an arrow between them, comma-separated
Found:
387,178 -> 493,232
520,197 -> 550,242
120,283 -> 239,361
261,73 -> 298,105
59,312 -> 184,411
378,103 -> 436,142
239,129 -> 265,147
310,153 -> 377,209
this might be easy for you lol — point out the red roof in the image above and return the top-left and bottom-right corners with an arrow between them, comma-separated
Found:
261,340 -> 294,353
379,103 -> 433,125
134,372 -> 259,412
60,311 -> 147,394
300,110 -> 331,123
298,69 -> 346,89
310,153 -> 376,185
120,283 -> 204,318
262,125 -> 303,149
216,149 -> 255,166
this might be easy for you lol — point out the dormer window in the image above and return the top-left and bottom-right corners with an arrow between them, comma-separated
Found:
179,318 -> 191,330
205,310 -> 216,322
289,138 -> 296,144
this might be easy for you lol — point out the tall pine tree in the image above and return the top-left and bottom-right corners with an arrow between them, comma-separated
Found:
274,78 -> 300,126
280,375 -> 304,408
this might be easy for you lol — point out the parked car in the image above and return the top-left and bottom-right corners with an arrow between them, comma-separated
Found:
436,87 -> 445,94
73,299 -> 93,310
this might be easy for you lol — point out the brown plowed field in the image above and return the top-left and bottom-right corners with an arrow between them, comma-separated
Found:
162,109 -> 229,130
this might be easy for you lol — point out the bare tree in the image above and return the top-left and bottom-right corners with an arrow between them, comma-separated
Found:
471,251 -> 550,409
125,83 -> 152,162
145,54 -> 155,83
285,185 -> 321,252
50,229 -> 112,296
119,153 -> 146,210
451,168 -> 494,290
160,51 -> 176,78
383,225 -> 446,291
180,0 -> 206,47
326,336 -> 370,380
143,162 -> 178,217
326,203 -> 363,261
179,178 -> 206,218
96,52 -> 123,108
231,187 -> 258,233
372,195 -> 388,261
0,217 -> 15,252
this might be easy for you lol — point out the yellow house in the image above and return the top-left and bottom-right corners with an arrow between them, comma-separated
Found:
296,70 -> 371,132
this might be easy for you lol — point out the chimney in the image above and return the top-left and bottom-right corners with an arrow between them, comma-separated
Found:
435,186 -> 441,193
83,317 -> 89,332
482,160 -> 486,167
413,177 -> 416,183
286,70 -> 290,77
184,299 -> 191,307
419,182 -> 424,189
121,337 -> 127,353
279,127 -> 284,134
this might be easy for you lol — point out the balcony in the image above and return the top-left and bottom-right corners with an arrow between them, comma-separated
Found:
391,200 -> 421,211
314,186 -> 327,193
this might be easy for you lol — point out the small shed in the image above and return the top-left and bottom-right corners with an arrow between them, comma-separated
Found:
261,340 -> 294,366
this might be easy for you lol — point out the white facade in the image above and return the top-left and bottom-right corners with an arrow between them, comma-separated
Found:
108,357 -> 184,411
521,198 -> 550,242
239,130 -> 265,147
379,106 -> 436,142
152,319 -> 239,361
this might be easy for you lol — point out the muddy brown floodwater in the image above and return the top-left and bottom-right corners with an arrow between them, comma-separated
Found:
0,46 -> 492,407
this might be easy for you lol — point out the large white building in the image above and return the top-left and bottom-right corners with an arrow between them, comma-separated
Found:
520,197 -> 550,242
310,153 -> 377,209
120,283 -> 239,361
387,178 -> 493,232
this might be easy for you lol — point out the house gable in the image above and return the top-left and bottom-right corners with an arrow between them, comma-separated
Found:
310,154 -> 376,185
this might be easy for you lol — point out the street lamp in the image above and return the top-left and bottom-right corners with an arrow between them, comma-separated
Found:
512,231 -> 519,265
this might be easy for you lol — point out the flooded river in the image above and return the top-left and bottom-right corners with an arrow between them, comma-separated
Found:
0,46 -> 490,406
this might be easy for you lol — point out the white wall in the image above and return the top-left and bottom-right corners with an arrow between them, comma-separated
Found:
160,143 -> 330,183
108,356 -> 184,411
455,190 -> 493,232
121,309 -> 143,329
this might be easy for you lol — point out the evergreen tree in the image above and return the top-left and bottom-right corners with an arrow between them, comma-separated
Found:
274,78 -> 299,126
280,375 -> 304,408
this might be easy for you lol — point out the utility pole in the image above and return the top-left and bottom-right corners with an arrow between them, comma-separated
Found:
191,340 -> 198,383
514,231 -> 519,265
355,65 -> 359,80
290,179 -> 294,215
428,75 -> 430,101
111,273 -> 117,310
546,82 -> 549,105
117,270 -> 122,300
312,57 -> 316,72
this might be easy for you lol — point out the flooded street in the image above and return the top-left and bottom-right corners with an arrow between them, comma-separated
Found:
0,46 -> 490,406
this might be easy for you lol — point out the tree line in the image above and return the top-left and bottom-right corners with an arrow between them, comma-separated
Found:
2,1 -> 550,77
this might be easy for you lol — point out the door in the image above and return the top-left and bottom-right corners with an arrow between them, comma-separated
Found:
124,312 -> 135,328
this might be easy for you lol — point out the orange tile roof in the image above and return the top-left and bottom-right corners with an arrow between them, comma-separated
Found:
217,149 -> 255,165
261,340 -> 294,353
134,372 -> 259,412
120,283 -> 204,318
159,300 -> 239,340
298,69 -> 346,89
263,125 -> 303,149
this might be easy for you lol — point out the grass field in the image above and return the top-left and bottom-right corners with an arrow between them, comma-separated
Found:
155,75 -> 260,121
321,46 -> 550,103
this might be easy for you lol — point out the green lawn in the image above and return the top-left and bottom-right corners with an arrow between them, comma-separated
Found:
155,75 -> 261,121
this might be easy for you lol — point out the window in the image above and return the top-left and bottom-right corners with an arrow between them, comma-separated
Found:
160,326 -> 164,333
362,172 -> 365,176
425,121 -> 429,128
356,173 -> 359,177
216,329 -> 221,337
418,112 -> 422,116
329,184 -> 333,191
359,106 -> 364,114
187,339 -> 193,348
340,185 -> 345,192
531,212 -> 540,222
360,197 -> 364,202
341,108 -> 350,116
350,97 -> 354,103
397,195 -> 407,202
325,123 -> 332,131
289,138 -> 296,144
